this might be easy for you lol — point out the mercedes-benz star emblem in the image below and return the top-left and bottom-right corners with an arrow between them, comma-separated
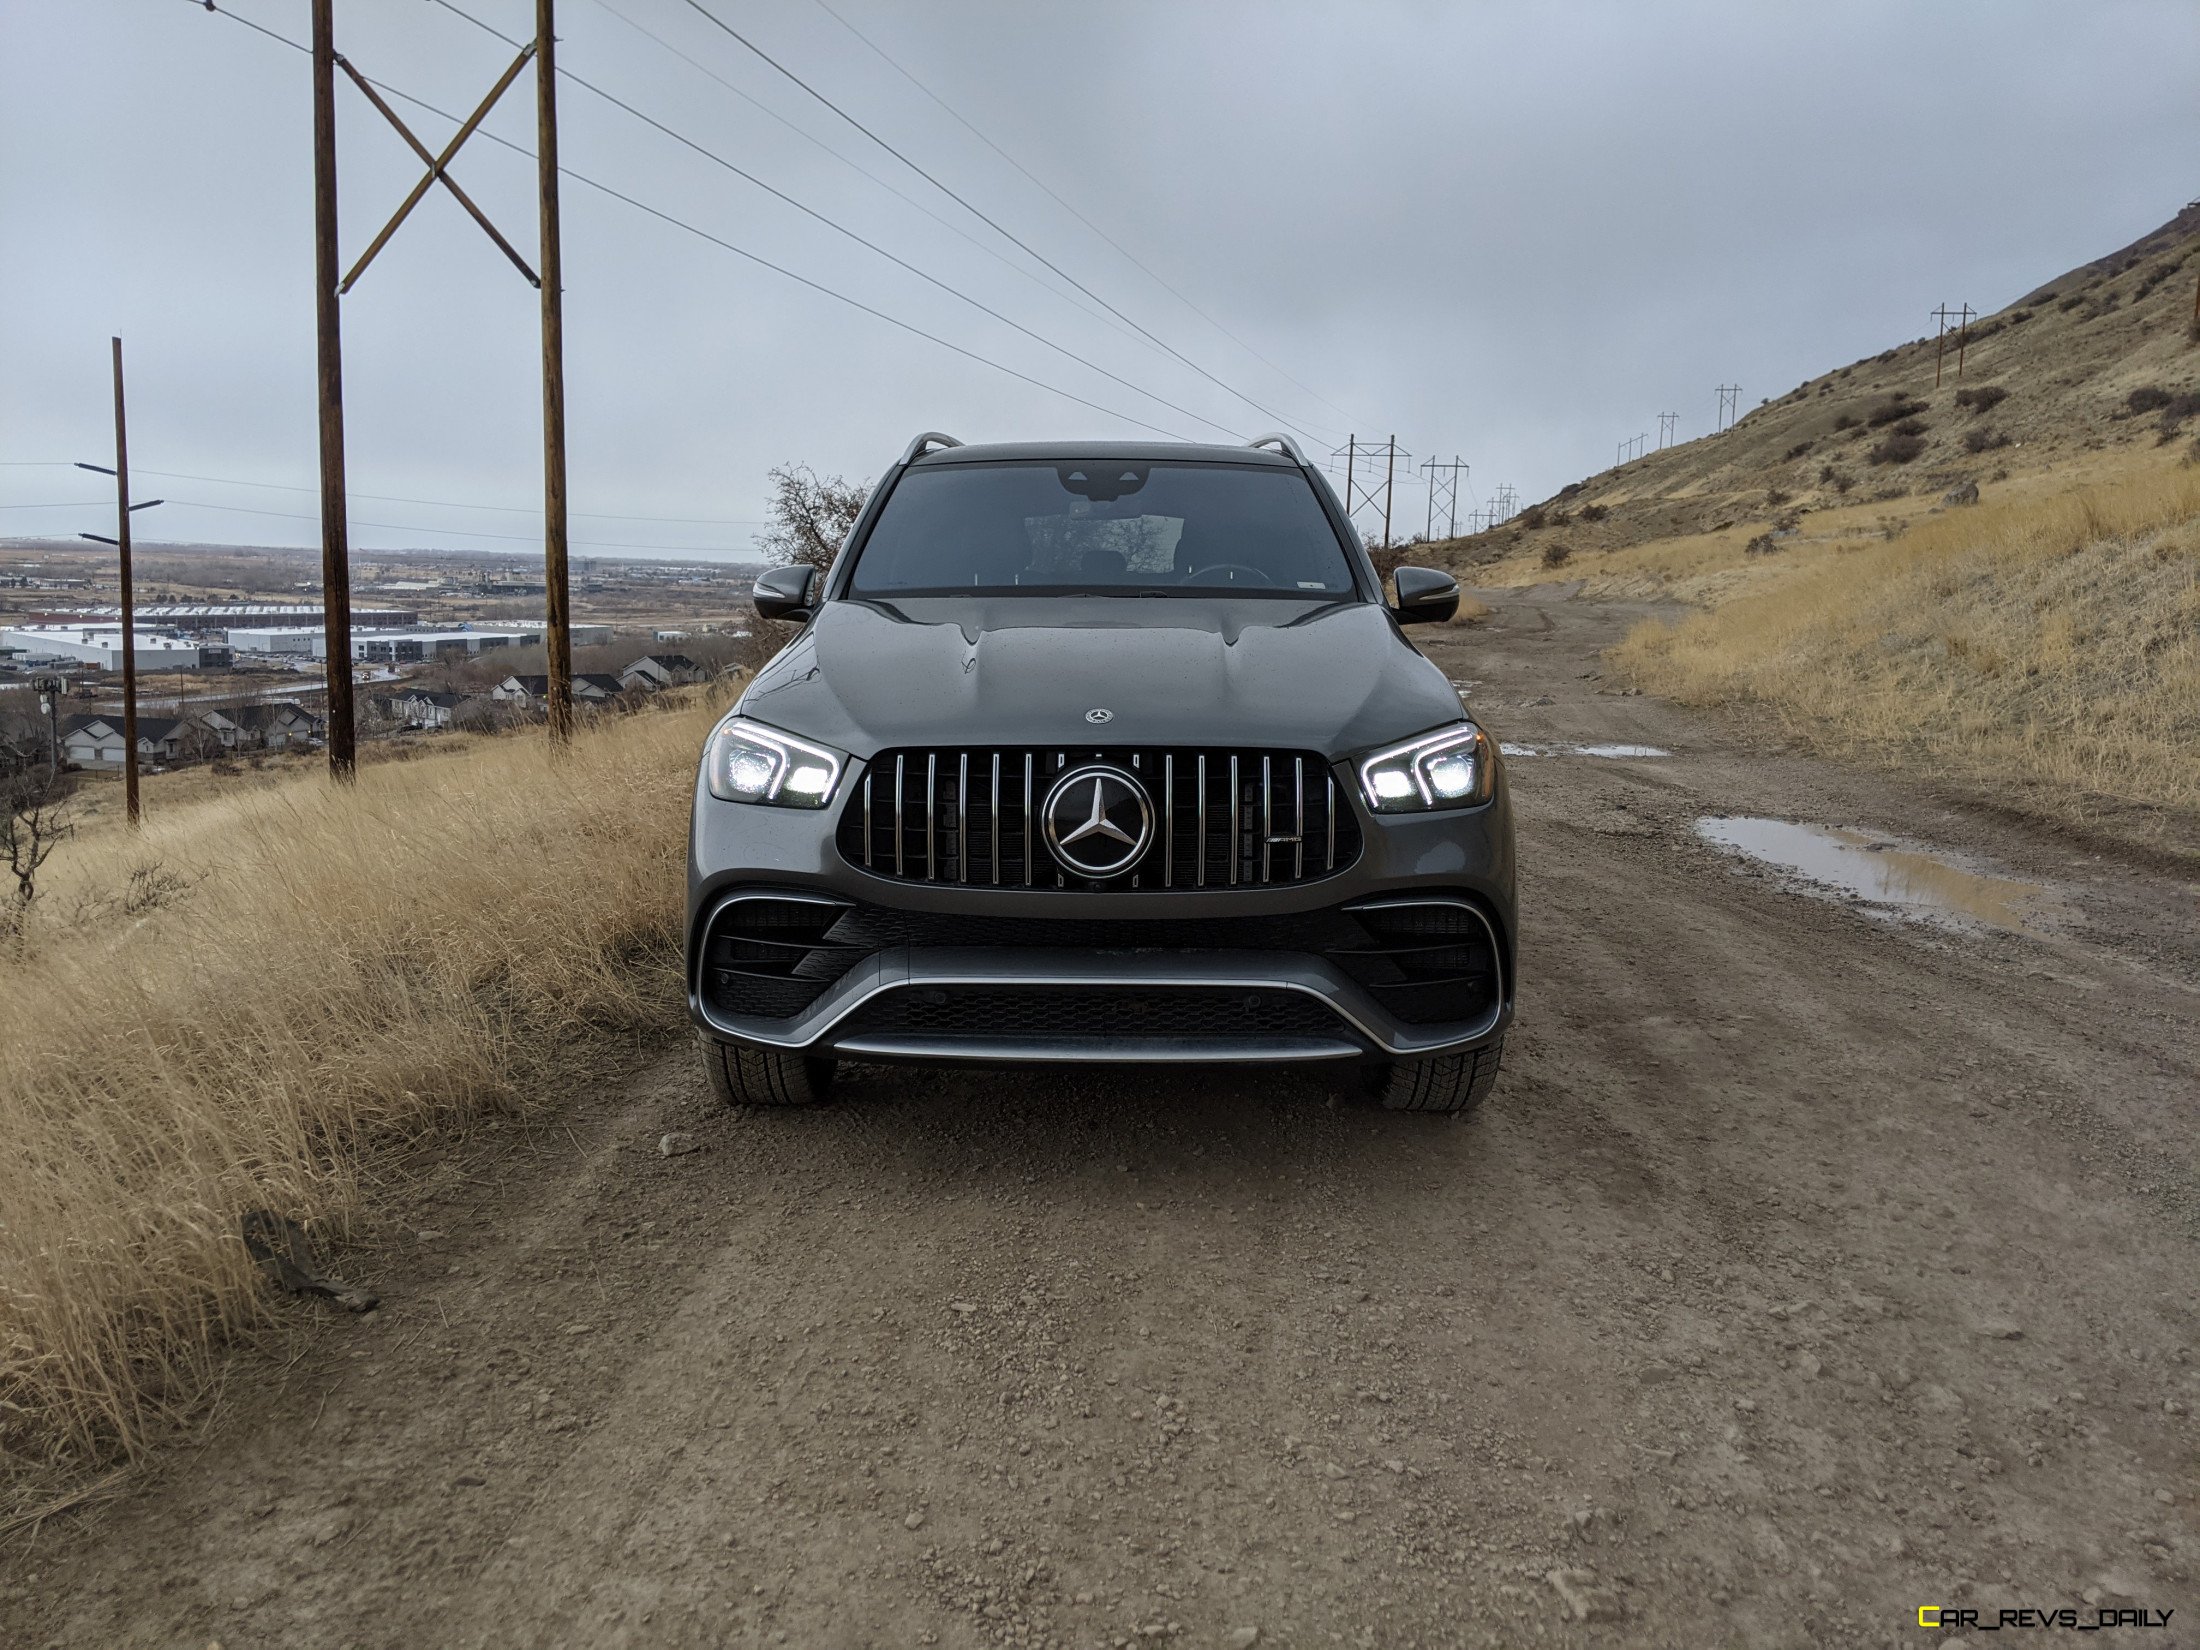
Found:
1041,764 -> 1153,878
1084,708 -> 1113,724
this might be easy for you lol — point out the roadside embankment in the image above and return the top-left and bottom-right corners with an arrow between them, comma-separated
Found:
0,695 -> 719,1484
1604,461 -> 2200,847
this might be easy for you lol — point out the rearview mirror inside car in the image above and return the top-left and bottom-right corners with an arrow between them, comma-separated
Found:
1391,565 -> 1460,625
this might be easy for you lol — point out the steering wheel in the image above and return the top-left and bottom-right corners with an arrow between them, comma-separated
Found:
1178,563 -> 1274,588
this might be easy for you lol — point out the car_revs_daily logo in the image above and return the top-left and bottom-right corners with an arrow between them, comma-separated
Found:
1918,1604 -> 2174,1630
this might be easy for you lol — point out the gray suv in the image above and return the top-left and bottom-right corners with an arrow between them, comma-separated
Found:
686,433 -> 1515,1112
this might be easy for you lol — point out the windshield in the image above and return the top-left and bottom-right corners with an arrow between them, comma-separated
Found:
844,460 -> 1361,598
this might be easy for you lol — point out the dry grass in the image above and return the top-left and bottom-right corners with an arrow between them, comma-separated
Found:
0,695 -> 723,1483
1613,463 -> 2200,830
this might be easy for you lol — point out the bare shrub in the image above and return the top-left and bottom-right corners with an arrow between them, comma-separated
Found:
1963,428 -> 2012,454
759,463 -> 871,571
1867,395 -> 1928,428
1578,503 -> 1608,522
1869,432 -> 1928,466
1540,543 -> 1574,570
1953,385 -> 2008,415
2128,386 -> 2174,414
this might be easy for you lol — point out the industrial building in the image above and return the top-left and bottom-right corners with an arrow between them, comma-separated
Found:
59,602 -> 418,633
0,624 -> 206,672
229,621 -> 612,661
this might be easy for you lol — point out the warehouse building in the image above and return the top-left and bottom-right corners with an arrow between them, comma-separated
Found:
0,625 -> 207,672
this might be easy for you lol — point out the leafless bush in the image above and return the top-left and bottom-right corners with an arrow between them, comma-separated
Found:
1962,428 -> 2012,454
1869,432 -> 1928,466
1578,503 -> 1607,522
1953,385 -> 2008,414
1540,543 -> 1574,570
758,463 -> 871,571
1866,395 -> 1928,428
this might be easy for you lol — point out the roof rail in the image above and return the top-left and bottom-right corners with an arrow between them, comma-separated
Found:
1247,433 -> 1307,464
899,431 -> 964,465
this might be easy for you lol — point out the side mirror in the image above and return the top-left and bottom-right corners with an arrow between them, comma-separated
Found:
1391,565 -> 1460,625
752,564 -> 818,623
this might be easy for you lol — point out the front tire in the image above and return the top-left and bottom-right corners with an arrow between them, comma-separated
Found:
699,1034 -> 835,1106
1368,1036 -> 1504,1115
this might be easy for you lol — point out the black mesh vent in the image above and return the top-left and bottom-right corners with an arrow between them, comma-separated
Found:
835,747 -> 1361,891
699,896 -> 862,1022
699,893 -> 1502,1032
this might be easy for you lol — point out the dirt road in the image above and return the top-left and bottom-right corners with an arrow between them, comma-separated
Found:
7,589 -> 2196,1649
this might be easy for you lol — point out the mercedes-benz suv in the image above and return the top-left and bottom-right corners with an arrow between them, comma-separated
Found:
686,433 -> 1515,1112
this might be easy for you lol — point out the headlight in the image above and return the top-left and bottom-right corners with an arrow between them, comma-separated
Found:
1356,722 -> 1496,812
703,715 -> 847,807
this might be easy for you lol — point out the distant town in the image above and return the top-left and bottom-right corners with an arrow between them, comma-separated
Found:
0,538 -> 767,777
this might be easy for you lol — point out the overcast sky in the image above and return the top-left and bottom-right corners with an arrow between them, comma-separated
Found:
3,0 -> 2196,563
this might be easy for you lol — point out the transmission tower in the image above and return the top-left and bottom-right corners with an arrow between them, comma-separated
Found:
1657,411 -> 1679,450
1420,455 -> 1466,540
1332,434 -> 1411,547
1715,384 -> 1742,433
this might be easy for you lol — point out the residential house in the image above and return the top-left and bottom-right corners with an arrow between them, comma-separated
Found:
60,713 -> 187,769
195,701 -> 320,751
492,673 -> 625,708
617,653 -> 705,692
390,689 -> 470,730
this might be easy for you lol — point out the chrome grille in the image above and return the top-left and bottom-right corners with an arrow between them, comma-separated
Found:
837,746 -> 1361,890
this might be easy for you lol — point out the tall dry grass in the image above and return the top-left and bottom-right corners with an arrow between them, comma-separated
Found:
1614,465 -> 2200,827
0,696 -> 721,1482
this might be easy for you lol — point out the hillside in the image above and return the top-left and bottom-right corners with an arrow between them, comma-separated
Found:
1445,199 -> 2200,563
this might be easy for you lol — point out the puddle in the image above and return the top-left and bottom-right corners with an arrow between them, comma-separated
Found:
1696,817 -> 2050,933
1497,742 -> 1669,760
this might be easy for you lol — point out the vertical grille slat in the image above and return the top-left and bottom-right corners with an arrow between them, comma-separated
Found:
842,745 -> 1362,891
957,752 -> 970,885
894,755 -> 906,878
1294,756 -> 1305,881
1196,755 -> 1208,888
1163,754 -> 1175,889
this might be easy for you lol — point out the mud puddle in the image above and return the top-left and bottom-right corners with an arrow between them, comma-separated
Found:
1696,816 -> 2051,932
1501,742 -> 1671,759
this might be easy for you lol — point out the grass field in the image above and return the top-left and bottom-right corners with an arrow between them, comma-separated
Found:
0,695 -> 722,1483
1608,457 -> 2200,838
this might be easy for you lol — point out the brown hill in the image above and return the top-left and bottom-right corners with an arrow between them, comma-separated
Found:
1445,199 -> 2200,564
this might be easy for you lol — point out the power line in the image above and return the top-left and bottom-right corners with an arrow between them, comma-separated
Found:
98,496 -> 762,556
806,0 -> 1362,438
666,0 -> 1330,443
188,0 -> 1202,442
2,460 -> 766,524
582,0 -> 1145,353
422,0 -> 1236,439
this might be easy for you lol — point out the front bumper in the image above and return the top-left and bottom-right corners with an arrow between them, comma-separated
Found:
686,763 -> 1515,1066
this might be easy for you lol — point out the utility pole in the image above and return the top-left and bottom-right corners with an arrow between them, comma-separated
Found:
537,0 -> 574,743
1715,385 -> 1741,433
1330,435 -> 1409,548
308,2 -> 556,759
311,0 -> 356,782
1657,411 -> 1679,450
1421,456 -> 1465,540
1931,303 -> 1976,387
74,342 -> 164,826
1380,433 -> 1397,549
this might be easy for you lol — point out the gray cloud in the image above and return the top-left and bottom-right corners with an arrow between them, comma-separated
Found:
4,0 -> 2195,558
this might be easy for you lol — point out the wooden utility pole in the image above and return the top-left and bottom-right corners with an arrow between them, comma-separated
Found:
537,0 -> 574,744
1380,433 -> 1397,549
110,337 -> 142,827
311,0 -> 357,782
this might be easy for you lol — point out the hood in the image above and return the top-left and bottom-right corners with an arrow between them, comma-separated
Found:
735,595 -> 1466,758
